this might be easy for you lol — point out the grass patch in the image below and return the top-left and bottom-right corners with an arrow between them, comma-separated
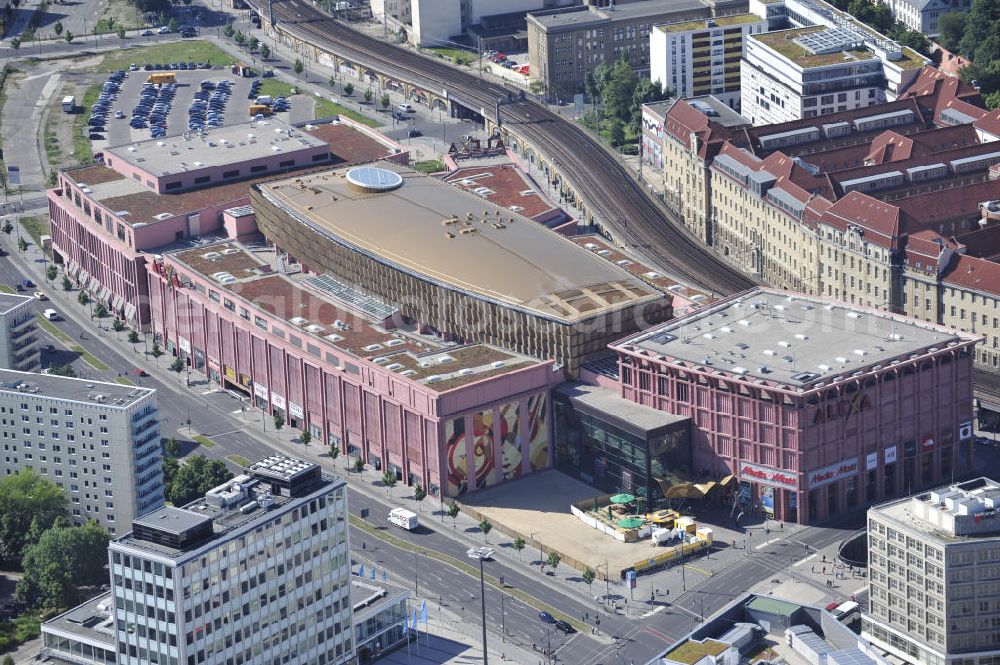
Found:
350,514 -> 588,633
114,376 -> 135,386
0,613 -> 41,653
427,46 -> 474,65
193,434 -> 216,449
0,284 -> 13,293
226,454 -> 251,467
72,83 -> 101,164
412,160 -> 445,174
20,216 -> 50,248
99,40 -> 235,72
315,99 -> 380,126
72,345 -> 110,370
254,78 -> 296,99
36,314 -> 72,342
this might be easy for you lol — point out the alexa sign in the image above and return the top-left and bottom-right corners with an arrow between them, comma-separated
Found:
739,460 -> 798,491
808,457 -> 860,489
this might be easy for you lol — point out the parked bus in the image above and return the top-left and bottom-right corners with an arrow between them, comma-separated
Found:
147,72 -> 176,85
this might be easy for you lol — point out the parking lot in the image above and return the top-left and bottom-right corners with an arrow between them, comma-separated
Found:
99,69 -> 259,146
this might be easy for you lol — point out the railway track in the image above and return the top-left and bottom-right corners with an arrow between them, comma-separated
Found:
260,0 -> 756,295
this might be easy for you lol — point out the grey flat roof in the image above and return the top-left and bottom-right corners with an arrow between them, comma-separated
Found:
529,0 -> 711,30
0,293 -> 33,315
615,289 -> 975,390
557,382 -> 688,435
106,119 -> 328,178
0,369 -> 154,408
257,163 -> 664,323
132,506 -> 212,536
42,592 -> 116,648
687,96 -> 750,127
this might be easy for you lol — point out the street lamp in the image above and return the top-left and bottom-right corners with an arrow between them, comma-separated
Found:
467,546 -> 493,665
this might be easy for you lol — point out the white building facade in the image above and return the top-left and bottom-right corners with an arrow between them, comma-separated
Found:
650,15 -> 767,110
0,294 -> 40,372
864,477 -> 1000,665
740,27 -> 885,125
0,370 -> 161,535
109,456 -> 352,665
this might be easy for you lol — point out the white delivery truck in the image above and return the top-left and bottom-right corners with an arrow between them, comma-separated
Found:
62,96 -> 76,113
388,507 -> 418,530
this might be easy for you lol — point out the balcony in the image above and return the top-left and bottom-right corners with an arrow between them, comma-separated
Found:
10,321 -> 36,341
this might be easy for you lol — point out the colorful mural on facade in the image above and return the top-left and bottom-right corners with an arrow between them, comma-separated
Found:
472,410 -> 496,489
499,401 -> 522,481
527,393 -> 549,471
445,416 -> 467,495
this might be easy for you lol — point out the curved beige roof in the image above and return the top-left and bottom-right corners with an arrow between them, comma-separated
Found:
258,163 -> 663,322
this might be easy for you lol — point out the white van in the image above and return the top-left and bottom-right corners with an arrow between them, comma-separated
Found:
254,95 -> 273,106
397,102 -> 414,113
42,309 -> 59,321
388,507 -> 418,530
832,601 -> 860,623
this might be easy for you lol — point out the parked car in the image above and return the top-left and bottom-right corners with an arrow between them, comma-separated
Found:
33,291 -> 47,300
554,620 -> 574,635
407,128 -> 422,138
397,102 -> 413,113
158,25 -> 171,34
141,29 -> 154,36
538,611 -> 555,624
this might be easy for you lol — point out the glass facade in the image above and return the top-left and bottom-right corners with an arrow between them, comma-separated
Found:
553,392 -> 691,507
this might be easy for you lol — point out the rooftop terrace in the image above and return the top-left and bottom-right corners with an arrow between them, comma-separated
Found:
443,164 -> 558,221
874,477 -> 1000,540
167,241 -> 542,391
659,13 -> 765,32
750,26 -> 877,68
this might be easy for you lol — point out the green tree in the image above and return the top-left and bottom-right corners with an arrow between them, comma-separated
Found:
112,318 -> 125,333
545,551 -> 561,573
167,455 -> 232,506
273,413 -> 284,430
118,27 -> 126,39
93,302 -> 107,318
582,567 -> 596,594
165,436 -> 181,458
260,43 -> 271,60
248,36 -> 259,52
894,28 -> 930,55
77,291 -> 89,306
169,357 -> 184,374
16,522 -> 109,610
986,90 -> 1000,109
234,30 -> 245,46
380,92 -> 390,109
1,221 -> 11,235
53,20 -> 63,35
17,237 -> 27,252
512,536 -> 526,561
45,264 -> 57,282
382,471 -> 397,493
48,364 -> 77,377
64,30 -> 74,43
10,37 -> 20,50
478,517 -> 492,543
364,88 -> 373,103
413,484 -> 426,511
223,22 -> 235,38
344,82 -> 354,96
62,276 -> 72,291
606,118 -> 625,146
3,652 -> 15,665
446,500 -> 460,528
330,443 -> 340,460
353,457 -> 365,473
150,342 -> 163,359
938,12 -> 969,51
294,58 -> 304,76
162,455 -> 179,489
960,0 -> 1000,58
300,429 -> 311,446
0,469 -> 67,566
167,17 -> 178,32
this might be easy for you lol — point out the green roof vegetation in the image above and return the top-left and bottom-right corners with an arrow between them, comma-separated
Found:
752,27 -> 878,68
666,640 -> 730,665
746,595 -> 800,616
660,13 -> 764,33
889,46 -> 930,70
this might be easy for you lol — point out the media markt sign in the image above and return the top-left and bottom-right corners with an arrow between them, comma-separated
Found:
807,457 -> 860,489
738,460 -> 798,491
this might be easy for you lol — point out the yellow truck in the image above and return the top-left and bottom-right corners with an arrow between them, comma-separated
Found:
249,104 -> 273,117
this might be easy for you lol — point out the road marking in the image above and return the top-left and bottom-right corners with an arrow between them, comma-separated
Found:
754,537 -> 781,551
642,624 -> 674,642
202,389 -> 216,395
793,553 -> 818,568
640,605 -> 665,618
231,409 -> 244,415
